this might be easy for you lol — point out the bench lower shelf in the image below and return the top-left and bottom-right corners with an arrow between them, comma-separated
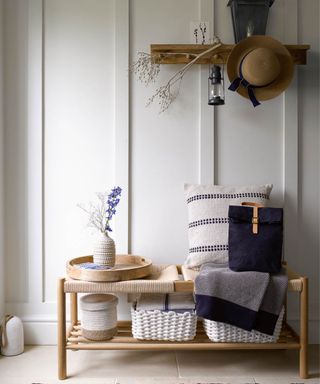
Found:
66,321 -> 300,351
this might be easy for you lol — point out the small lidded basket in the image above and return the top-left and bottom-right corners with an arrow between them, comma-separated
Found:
80,294 -> 118,341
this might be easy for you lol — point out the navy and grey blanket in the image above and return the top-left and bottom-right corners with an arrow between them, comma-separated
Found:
195,263 -> 288,335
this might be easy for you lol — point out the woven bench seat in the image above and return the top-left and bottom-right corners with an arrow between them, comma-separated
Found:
65,263 -> 303,293
64,264 -> 179,293
181,263 -> 303,292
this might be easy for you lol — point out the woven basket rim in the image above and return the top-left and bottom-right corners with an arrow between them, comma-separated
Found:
80,293 -> 118,310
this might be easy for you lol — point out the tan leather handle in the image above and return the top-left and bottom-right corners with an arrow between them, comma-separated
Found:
241,202 -> 264,208
241,202 -> 264,234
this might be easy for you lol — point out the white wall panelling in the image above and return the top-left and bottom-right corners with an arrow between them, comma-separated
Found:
114,0 -> 129,254
130,0 -> 217,267
282,0 -> 300,330
4,0 -> 131,327
295,0 -> 319,342
199,0 -> 214,185
2,0 -> 319,343
44,0 -> 116,303
27,0 -> 44,307
0,0 -> 5,320
4,0 -> 30,305
5,0 -> 45,318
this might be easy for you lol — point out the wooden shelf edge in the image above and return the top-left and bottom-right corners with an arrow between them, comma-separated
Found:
66,321 -> 300,351
66,342 -> 301,351
150,43 -> 310,65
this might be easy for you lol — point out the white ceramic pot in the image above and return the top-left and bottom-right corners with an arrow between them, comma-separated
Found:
93,232 -> 116,267
0,315 -> 24,356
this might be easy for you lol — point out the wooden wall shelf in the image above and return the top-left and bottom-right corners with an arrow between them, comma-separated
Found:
150,44 -> 310,65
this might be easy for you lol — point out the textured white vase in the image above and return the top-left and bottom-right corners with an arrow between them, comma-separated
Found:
0,315 -> 24,356
93,232 -> 116,267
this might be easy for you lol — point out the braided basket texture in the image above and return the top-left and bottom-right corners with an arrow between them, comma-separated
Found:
131,306 -> 197,341
80,294 -> 118,341
203,307 -> 285,343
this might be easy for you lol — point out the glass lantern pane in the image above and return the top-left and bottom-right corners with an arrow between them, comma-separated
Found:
228,0 -> 274,43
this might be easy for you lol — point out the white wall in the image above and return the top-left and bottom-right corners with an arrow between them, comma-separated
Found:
44,0 -> 116,303
2,0 -> 319,344
4,0 -> 29,306
131,0 -> 203,265
0,0 -> 5,320
296,0 -> 320,341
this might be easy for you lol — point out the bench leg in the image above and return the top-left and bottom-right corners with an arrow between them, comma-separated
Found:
70,292 -> 79,347
299,277 -> 308,379
58,278 -> 67,380
70,292 -> 78,326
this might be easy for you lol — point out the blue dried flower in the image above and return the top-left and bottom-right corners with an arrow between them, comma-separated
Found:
104,186 -> 122,233
79,187 -> 123,234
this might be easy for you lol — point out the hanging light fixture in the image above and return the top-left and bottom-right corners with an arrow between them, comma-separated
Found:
227,0 -> 274,43
208,64 -> 225,106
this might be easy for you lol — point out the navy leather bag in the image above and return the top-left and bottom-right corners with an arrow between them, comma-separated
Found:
228,203 -> 283,273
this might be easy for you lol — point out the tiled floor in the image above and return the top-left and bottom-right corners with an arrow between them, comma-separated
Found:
0,345 -> 319,384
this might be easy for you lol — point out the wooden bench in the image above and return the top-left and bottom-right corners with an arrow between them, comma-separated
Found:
57,263 -> 308,380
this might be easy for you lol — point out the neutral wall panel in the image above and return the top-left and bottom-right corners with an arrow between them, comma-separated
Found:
265,0 -> 285,41
215,98 -> 284,204
0,0 -> 4,318
44,0 -> 115,302
296,0 -> 319,334
213,0 -> 233,43
4,0 -> 29,303
130,0 -> 201,264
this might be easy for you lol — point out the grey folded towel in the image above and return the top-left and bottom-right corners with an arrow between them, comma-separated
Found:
195,263 -> 288,335
137,293 -> 195,313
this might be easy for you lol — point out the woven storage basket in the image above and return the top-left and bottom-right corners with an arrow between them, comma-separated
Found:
203,307 -> 285,343
131,305 -> 197,341
80,294 -> 118,341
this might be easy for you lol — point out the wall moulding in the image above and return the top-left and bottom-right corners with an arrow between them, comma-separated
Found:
150,43 -> 310,65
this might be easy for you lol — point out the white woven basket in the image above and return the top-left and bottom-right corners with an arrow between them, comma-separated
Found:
203,307 -> 285,343
80,294 -> 118,341
131,306 -> 197,341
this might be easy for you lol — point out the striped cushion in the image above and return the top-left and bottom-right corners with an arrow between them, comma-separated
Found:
184,184 -> 273,268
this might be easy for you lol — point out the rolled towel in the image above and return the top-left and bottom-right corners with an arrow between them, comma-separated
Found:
136,292 -> 195,313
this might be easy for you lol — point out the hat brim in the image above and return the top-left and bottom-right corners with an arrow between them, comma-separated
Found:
227,35 -> 294,101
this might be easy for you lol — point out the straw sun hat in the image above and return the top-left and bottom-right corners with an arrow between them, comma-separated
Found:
227,35 -> 294,107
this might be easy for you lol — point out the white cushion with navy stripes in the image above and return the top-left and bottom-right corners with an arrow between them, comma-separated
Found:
184,183 -> 273,268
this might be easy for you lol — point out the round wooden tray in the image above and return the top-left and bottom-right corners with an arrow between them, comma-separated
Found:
66,255 -> 153,282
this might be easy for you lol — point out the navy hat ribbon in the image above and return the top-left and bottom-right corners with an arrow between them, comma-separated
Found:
228,56 -> 261,107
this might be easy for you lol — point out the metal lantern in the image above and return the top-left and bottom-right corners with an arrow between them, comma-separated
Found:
227,0 -> 274,43
208,65 -> 225,106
